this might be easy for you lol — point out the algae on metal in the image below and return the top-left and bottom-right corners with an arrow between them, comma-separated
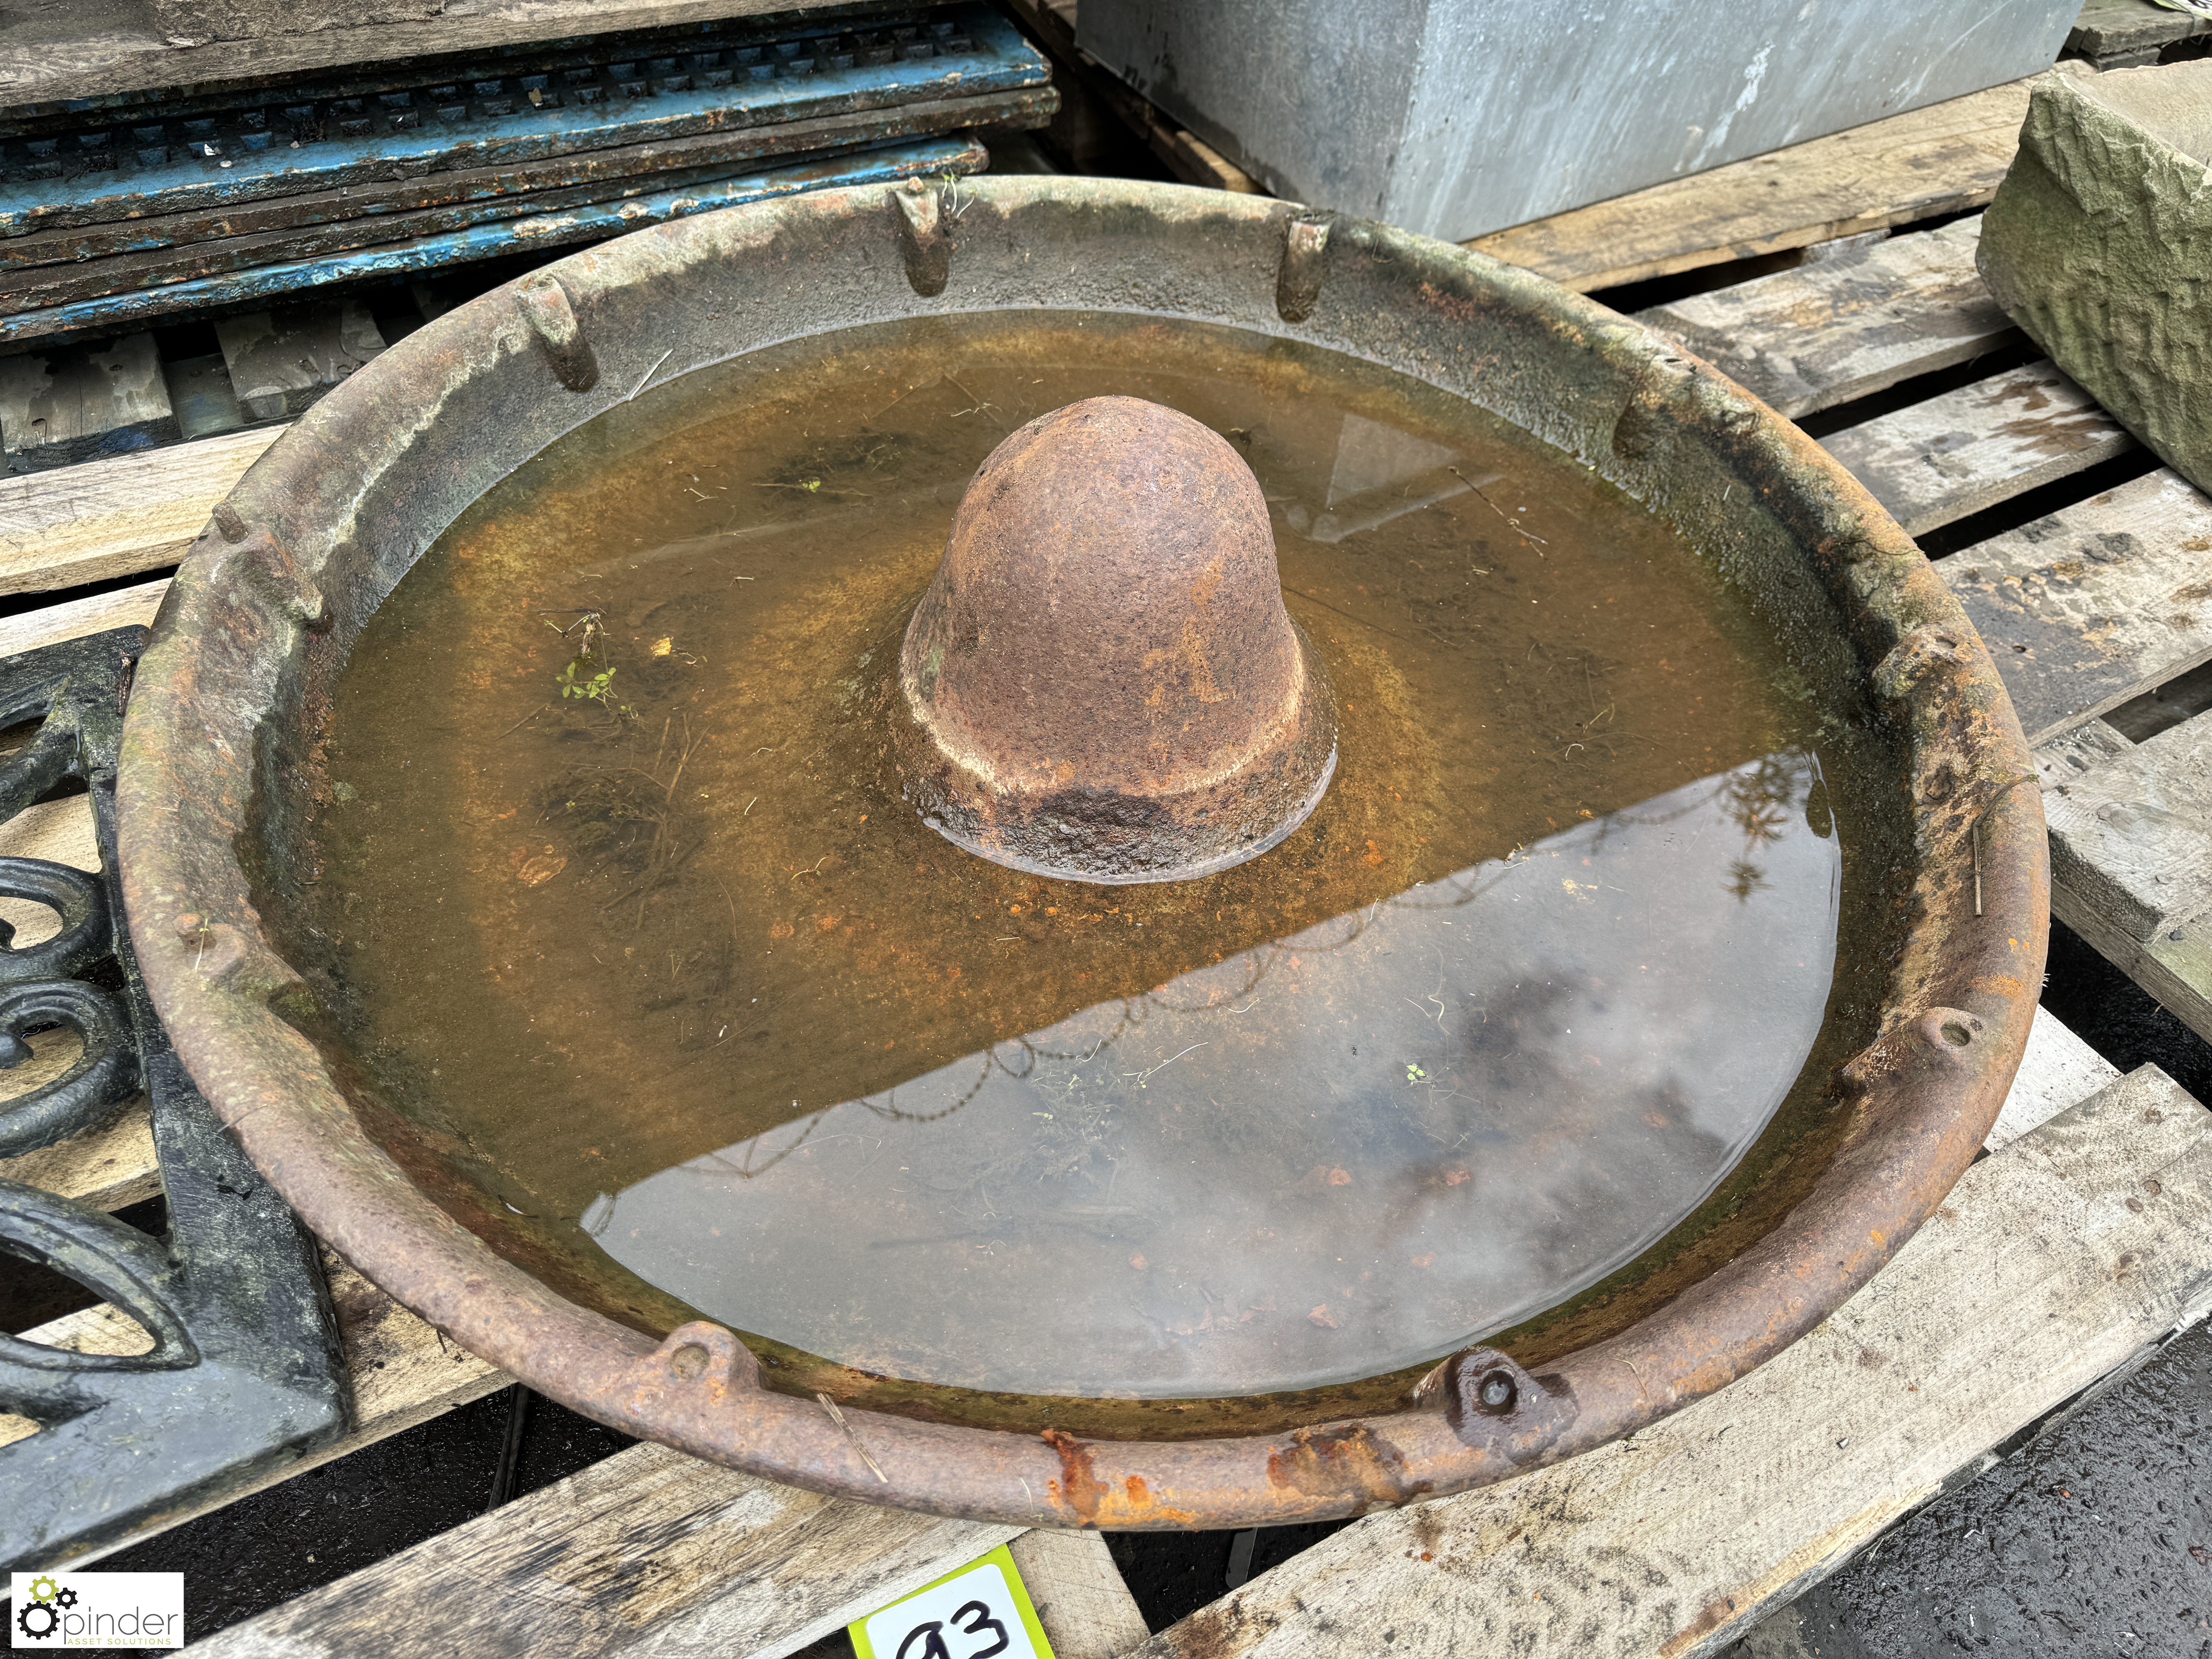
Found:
1979,60 -> 2212,496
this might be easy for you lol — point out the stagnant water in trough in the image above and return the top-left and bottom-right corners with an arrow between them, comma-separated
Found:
305,311 -> 1891,1400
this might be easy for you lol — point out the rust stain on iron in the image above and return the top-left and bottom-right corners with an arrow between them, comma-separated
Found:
1042,1427 -> 1107,1523
1265,1423 -> 1430,1512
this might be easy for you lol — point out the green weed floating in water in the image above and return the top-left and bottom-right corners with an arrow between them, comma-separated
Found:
539,609 -> 634,718
558,660 -> 618,705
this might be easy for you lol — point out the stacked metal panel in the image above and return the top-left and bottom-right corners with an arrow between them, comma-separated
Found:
0,2 -> 1052,468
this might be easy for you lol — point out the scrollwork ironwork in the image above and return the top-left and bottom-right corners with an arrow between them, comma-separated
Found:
0,627 -> 344,1567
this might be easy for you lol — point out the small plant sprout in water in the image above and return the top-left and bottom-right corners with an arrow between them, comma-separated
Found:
557,660 -> 619,706
538,608 -> 635,718
1406,1063 -> 1427,1083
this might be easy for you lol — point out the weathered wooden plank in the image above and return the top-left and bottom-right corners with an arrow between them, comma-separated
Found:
0,793 -> 98,884
1822,359 -> 2136,536
188,1441 -> 1021,1659
2040,700 -> 2212,1044
1148,119 -> 1266,195
1006,1530 -> 1151,1659
0,1102 -> 157,1216
1129,1066 -> 2212,1659
1001,0 -> 1265,194
2137,920 -> 2212,1048
0,335 -> 178,467
1635,217 -> 2017,419
0,426 -> 279,598
216,305 -> 385,425
2068,0 -> 2212,67
2044,710 -> 2212,945
2034,718 -> 2134,791
0,581 -> 167,663
1465,80 -> 2035,294
1939,467 -> 2212,744
1986,1005 -> 2121,1154
2106,655 -> 2212,745
2056,896 -> 2212,1050
0,1302 -> 151,1364
0,0 -> 873,108
185,1436 -> 1146,1658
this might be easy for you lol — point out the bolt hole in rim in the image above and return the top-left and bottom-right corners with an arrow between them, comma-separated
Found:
115,178 -> 2045,1528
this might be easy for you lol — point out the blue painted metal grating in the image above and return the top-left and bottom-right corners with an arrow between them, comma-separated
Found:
2,135 -> 989,347
0,6 -> 1041,248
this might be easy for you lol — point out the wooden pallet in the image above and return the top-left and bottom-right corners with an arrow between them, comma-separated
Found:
1467,79 -> 2039,295
1637,212 -> 2212,1050
6,59 -> 2211,1658
1140,139 -> 2212,1659
999,0 -> 1264,194
2066,0 -> 2212,69
1,0 -> 873,108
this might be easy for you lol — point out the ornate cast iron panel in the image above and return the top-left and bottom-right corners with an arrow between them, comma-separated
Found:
0,628 -> 345,1568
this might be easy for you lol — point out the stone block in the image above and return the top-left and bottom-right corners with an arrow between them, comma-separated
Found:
1978,60 -> 2212,497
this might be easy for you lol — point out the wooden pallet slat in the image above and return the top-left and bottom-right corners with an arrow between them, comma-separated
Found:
2067,0 -> 2212,68
1465,79 -> 2035,294
1939,466 -> 2212,745
1000,0 -> 1266,194
1987,1006 -> 2121,1153
0,1103 -> 158,1217
2044,711 -> 2212,946
2127,917 -> 2212,1049
0,334 -> 179,468
1006,1530 -> 1152,1659
0,1 -> 862,108
1635,216 -> 2016,419
2043,702 -> 2212,1048
0,426 -> 279,598
188,1442 -> 1024,1659
2034,718 -> 2135,791
0,579 -> 170,661
1128,1067 -> 2212,1659
1820,359 -> 2136,536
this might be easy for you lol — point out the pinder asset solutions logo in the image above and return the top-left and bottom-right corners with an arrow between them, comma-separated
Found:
9,1572 -> 183,1649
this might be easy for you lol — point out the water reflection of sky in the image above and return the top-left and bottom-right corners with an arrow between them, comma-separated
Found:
584,753 -> 1840,1397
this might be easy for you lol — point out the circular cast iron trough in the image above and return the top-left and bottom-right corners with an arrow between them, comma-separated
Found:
113,177 -> 2048,1530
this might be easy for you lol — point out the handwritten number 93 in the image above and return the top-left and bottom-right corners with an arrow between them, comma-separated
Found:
895,1600 -> 1012,1659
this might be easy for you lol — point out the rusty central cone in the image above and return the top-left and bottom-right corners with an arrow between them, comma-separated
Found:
892,395 -> 1337,883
